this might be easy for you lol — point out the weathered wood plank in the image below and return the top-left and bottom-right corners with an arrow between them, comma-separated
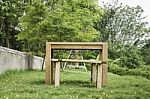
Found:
51,59 -> 102,64
55,61 -> 61,87
45,43 -> 52,84
51,44 -> 103,50
91,63 -> 97,83
101,43 -> 108,86
47,42 -> 107,45
51,50 -> 54,84
52,62 -> 56,83
96,64 -> 102,89
48,42 -> 106,50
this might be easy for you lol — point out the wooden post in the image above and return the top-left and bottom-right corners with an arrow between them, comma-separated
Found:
52,62 -> 56,83
45,43 -> 52,84
51,50 -> 54,84
91,63 -> 97,83
101,43 -> 108,86
55,61 -> 61,87
96,64 -> 102,89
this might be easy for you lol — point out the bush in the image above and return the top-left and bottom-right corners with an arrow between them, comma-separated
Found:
114,45 -> 144,69
108,60 -> 150,79
109,43 -> 144,69
141,39 -> 150,65
119,55 -> 143,69
108,61 -> 128,76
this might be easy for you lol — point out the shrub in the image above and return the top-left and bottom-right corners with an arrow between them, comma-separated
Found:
141,39 -> 150,65
108,59 -> 150,79
119,45 -> 144,69
109,43 -> 144,69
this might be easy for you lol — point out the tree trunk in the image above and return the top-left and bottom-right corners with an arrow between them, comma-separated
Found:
4,17 -> 10,48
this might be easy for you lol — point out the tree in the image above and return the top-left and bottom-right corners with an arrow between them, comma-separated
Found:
17,0 -> 101,55
95,0 -> 148,60
95,0 -> 148,45
94,0 -> 148,68
0,0 -> 31,49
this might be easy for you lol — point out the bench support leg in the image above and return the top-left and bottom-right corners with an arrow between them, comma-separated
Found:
91,63 -> 97,83
55,61 -> 60,87
96,64 -> 102,89
52,62 -> 56,83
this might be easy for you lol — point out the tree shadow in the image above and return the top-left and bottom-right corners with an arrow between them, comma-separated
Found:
30,79 -> 45,85
30,79 -> 96,88
61,80 -> 96,88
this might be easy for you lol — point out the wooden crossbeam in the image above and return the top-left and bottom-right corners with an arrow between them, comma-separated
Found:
47,42 -> 105,50
51,59 -> 102,64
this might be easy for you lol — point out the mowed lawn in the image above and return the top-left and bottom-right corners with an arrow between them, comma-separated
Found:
0,70 -> 150,99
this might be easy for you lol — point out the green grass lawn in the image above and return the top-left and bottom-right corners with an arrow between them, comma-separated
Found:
0,70 -> 150,99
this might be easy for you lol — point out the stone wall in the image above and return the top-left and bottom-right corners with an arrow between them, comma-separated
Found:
0,46 -> 44,74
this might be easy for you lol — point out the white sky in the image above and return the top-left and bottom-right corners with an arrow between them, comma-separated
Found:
98,0 -> 150,26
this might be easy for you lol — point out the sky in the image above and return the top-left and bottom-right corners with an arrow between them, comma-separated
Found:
98,0 -> 150,26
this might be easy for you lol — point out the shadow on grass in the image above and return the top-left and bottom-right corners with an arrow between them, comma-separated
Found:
30,79 -> 96,88
61,80 -> 96,88
30,79 -> 45,85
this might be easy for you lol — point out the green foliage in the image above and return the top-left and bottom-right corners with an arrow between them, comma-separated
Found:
81,50 -> 99,59
17,0 -> 47,54
109,59 -> 150,79
108,43 -> 123,59
94,0 -> 147,69
119,45 -> 144,69
138,65 -> 150,71
141,39 -> 150,64
95,0 -> 147,45
109,44 -> 144,69
0,0 -> 27,48
17,0 -> 101,55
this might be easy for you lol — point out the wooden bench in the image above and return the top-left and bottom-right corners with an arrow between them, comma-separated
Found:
51,59 -> 103,89
45,42 -> 108,89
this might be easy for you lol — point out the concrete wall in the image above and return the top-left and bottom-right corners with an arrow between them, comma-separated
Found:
0,46 -> 44,74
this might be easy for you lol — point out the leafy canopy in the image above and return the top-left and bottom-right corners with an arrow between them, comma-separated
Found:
17,0 -> 101,54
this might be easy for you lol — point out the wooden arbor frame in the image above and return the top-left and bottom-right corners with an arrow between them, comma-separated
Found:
45,42 -> 108,88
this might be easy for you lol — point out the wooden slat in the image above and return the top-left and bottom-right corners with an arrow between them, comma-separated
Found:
47,42 -> 106,50
55,62 -> 60,87
51,44 -> 103,50
48,42 -> 107,45
51,59 -> 102,64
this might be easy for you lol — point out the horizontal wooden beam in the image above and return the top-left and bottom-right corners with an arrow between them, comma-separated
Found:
51,59 -> 102,64
46,42 -> 106,50
47,42 -> 107,45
